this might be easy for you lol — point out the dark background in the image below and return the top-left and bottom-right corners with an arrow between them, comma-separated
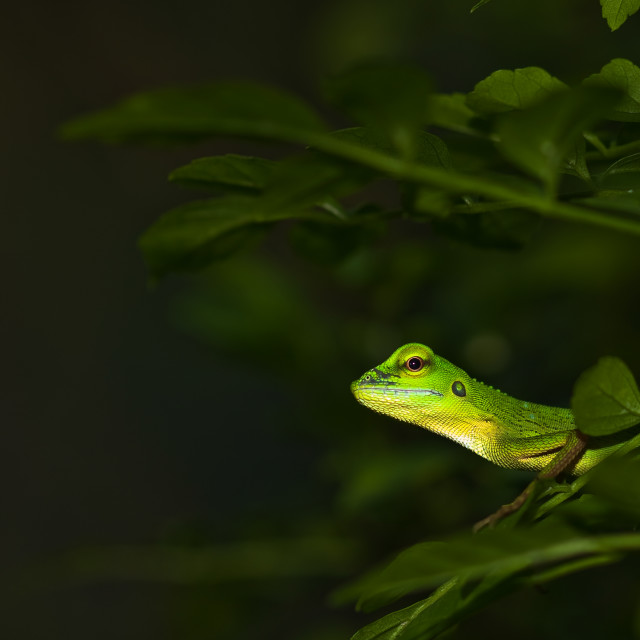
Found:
4,1 -> 640,638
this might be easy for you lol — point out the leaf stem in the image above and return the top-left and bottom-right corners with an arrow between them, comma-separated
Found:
300,132 -> 640,236
585,139 -> 640,161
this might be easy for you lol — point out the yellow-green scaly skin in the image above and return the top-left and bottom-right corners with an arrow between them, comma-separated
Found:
351,343 -> 623,475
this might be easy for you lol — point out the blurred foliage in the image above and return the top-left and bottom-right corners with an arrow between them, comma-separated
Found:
53,1 -> 640,639
62,58 -> 640,279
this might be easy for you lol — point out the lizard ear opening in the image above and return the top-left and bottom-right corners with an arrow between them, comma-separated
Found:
452,381 -> 466,397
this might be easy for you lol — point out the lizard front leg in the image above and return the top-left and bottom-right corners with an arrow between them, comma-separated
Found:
473,430 -> 589,532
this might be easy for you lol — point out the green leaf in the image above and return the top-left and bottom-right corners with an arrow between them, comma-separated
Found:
598,152 -> 640,191
413,133 -> 452,169
350,573 -> 523,640
144,145 -> 387,276
414,133 -> 453,169
600,0 -> 640,30
169,155 -> 278,191
496,86 -> 621,191
339,525 -> 640,613
572,356 -> 640,436
563,137 -> 591,183
60,82 -> 325,145
335,127 -> 453,220
331,128 -> 451,168
329,128 -> 453,220
263,151 -> 374,215
139,196 -> 321,277
466,67 -> 567,115
583,59 -> 640,122
324,62 -> 432,158
576,151 -> 640,206
427,93 -> 483,136
339,528 -> 542,611
348,518 -> 640,640
350,596 -> 431,640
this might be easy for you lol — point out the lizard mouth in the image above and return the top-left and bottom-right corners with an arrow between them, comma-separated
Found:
351,383 -> 443,398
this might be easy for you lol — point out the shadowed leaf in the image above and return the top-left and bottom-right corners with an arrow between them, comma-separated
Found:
336,524 -> 640,613
60,83 -> 326,145
432,209 -> 540,249
139,196 -> 325,277
169,155 -> 278,191
350,573 -> 522,640
428,93 -> 485,136
572,356 -> 640,436
325,63 -> 432,158
495,86 -> 621,191
330,128 -> 451,169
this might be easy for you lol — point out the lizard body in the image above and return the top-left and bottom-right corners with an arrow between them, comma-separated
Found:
351,344 -> 626,515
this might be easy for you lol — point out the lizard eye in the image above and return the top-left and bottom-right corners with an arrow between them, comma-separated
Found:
406,356 -> 424,372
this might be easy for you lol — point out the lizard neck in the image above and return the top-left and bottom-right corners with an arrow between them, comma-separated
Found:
410,377 -> 575,464
471,380 -> 575,437
461,380 -> 575,466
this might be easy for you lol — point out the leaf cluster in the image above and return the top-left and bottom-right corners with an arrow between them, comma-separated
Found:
61,59 -> 640,278
333,356 -> 640,639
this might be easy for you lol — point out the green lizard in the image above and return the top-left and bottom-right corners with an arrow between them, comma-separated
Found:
351,343 -> 627,529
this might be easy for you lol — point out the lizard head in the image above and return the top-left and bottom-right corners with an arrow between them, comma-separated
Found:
350,343 -> 476,433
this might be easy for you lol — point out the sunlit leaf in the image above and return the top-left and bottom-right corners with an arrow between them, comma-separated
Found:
600,0 -> 640,31
583,58 -> 640,121
572,356 -> 640,436
466,67 -> 567,115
